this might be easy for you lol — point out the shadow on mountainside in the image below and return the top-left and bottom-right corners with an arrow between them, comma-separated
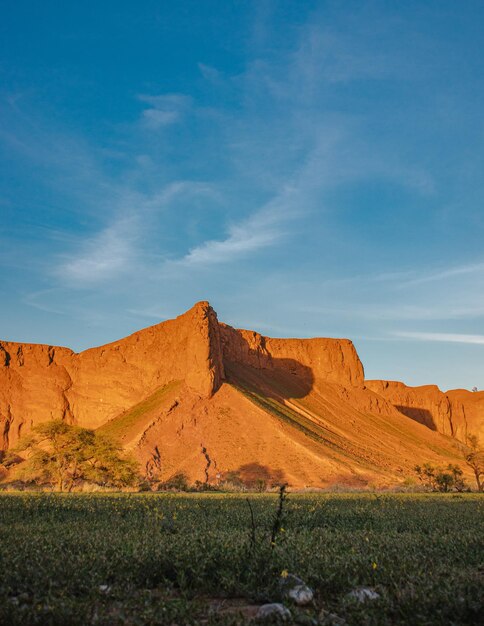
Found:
221,328 -> 315,400
155,464 -> 286,491
222,359 -> 351,456
232,462 -> 286,488
221,346 -> 357,454
224,358 -> 314,401
395,405 -> 437,431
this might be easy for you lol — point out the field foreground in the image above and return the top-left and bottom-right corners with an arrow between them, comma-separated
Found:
0,493 -> 482,625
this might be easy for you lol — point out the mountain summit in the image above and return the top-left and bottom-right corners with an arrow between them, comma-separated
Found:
1,301 -> 482,487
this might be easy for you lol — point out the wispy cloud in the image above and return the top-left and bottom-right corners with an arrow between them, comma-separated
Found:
198,63 -> 222,82
55,180 -> 216,284
58,216 -> 138,284
392,331 -> 484,345
179,211 -> 282,265
398,261 -> 484,287
23,289 -> 67,316
298,303 -> 484,322
138,93 -> 191,129
176,185 -> 299,265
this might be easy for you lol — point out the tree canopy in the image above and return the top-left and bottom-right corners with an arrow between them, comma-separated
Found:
463,435 -> 483,492
14,420 -> 138,491
414,463 -> 467,492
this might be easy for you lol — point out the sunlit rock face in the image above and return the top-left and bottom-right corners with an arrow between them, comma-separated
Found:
220,324 -> 364,387
0,301 -> 365,450
0,301 -> 223,448
366,380 -> 484,442
1,301 -> 480,487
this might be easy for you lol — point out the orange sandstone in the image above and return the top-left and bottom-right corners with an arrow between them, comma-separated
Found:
1,301 -> 481,487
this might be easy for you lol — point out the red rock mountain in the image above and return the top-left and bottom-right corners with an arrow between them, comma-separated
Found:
1,302 -> 481,487
366,380 -> 484,443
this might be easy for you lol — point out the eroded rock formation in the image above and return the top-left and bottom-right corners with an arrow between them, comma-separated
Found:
0,301 -> 223,449
1,301 -> 482,487
366,380 -> 484,443
220,325 -> 364,387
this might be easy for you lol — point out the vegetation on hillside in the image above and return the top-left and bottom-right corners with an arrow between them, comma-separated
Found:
414,433 -> 484,493
414,463 -> 467,492
463,435 -> 484,492
10,420 -> 137,491
2,418 -> 483,495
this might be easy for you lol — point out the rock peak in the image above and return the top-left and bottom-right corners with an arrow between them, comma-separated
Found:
188,300 -> 212,313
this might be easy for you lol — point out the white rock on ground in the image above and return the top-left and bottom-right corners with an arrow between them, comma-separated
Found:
346,587 -> 380,602
287,583 -> 314,606
280,572 -> 314,606
256,603 -> 292,621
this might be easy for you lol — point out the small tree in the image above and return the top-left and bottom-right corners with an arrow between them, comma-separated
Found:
15,420 -> 138,491
415,463 -> 466,492
415,463 -> 438,490
446,464 -> 466,492
463,435 -> 483,492
434,468 -> 455,492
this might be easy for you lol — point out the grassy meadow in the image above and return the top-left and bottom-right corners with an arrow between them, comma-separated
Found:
0,492 -> 482,625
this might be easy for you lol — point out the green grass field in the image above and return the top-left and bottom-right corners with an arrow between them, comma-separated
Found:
0,493 -> 482,625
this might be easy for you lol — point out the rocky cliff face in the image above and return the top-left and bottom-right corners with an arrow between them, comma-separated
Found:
446,388 -> 484,442
0,301 -> 224,450
220,324 -> 364,388
0,303 -> 369,451
0,343 -> 75,449
1,301 -> 482,470
365,380 -> 484,443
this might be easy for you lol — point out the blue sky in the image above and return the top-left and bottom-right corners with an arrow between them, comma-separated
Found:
1,1 -> 483,391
